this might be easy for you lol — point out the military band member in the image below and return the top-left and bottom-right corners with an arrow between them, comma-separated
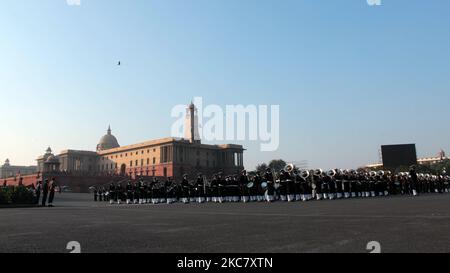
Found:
253,173 -> 264,202
126,181 -> 133,204
342,171 -> 351,199
180,174 -> 190,204
239,170 -> 250,203
195,174 -> 205,203
356,172 -> 365,198
292,171 -> 301,201
210,175 -> 218,203
409,167 -> 419,196
149,177 -> 158,204
323,171 -> 335,200
100,187 -> 106,202
94,187 -> 98,202
108,182 -> 116,205
444,172 -> 450,193
285,170 -> 295,202
276,170 -> 287,202
224,176 -> 232,202
298,172 -> 309,202
117,183 -> 125,204
248,174 -> 258,202
165,177 -> 176,204
335,170 -> 344,199
233,176 -> 241,202
321,172 -> 330,200
384,171 -> 392,196
217,173 -> 226,203
349,171 -> 358,198
263,168 -> 275,202
312,170 -> 323,200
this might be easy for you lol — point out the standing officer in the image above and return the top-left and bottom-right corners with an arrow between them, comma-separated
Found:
47,178 -> 57,207
35,180 -> 42,205
41,179 -> 49,207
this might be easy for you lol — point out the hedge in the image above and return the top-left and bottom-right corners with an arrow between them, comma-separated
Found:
0,186 -> 35,205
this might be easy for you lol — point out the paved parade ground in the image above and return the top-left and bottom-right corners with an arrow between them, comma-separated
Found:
0,193 -> 449,253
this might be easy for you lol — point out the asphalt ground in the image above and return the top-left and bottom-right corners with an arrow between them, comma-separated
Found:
0,193 -> 449,253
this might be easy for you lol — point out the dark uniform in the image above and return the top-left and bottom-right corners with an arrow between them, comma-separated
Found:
239,171 -> 250,203
48,179 -> 56,207
41,180 -> 49,207
409,168 -> 419,196
116,183 -> 124,204
165,178 -> 175,203
109,183 -> 116,204
94,188 -> 98,202
263,169 -> 275,202
35,181 -> 42,205
181,175 -> 190,203
195,175 -> 205,203
126,182 -> 133,204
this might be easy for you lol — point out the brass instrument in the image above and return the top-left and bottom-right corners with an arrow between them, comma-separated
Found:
300,170 -> 310,179
284,163 -> 296,173
326,169 -> 337,178
313,169 -> 323,177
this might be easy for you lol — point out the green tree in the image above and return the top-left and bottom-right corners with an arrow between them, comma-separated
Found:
255,163 -> 268,174
268,159 -> 287,173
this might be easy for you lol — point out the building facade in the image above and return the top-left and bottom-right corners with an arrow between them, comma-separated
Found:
365,149 -> 448,169
0,159 -> 37,179
36,103 -> 245,180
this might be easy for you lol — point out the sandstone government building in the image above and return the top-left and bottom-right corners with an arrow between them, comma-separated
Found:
3,103 -> 245,191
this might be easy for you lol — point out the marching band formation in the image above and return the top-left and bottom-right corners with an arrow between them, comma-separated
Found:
93,165 -> 450,205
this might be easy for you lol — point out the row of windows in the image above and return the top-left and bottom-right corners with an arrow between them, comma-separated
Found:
100,157 -> 157,171
196,159 -> 216,167
101,148 -> 157,161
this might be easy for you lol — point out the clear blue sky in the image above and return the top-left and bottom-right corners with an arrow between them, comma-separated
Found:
0,0 -> 449,170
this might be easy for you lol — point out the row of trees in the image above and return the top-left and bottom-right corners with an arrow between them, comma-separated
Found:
249,160 -> 287,176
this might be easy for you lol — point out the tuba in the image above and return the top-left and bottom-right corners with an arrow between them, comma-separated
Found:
284,163 -> 296,173
300,170 -> 310,179
326,169 -> 337,178
314,169 -> 323,177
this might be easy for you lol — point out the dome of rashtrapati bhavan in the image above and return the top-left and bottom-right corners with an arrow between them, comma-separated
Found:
96,125 -> 120,152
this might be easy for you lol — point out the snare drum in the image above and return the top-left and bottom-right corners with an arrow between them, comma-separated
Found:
247,182 -> 255,189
